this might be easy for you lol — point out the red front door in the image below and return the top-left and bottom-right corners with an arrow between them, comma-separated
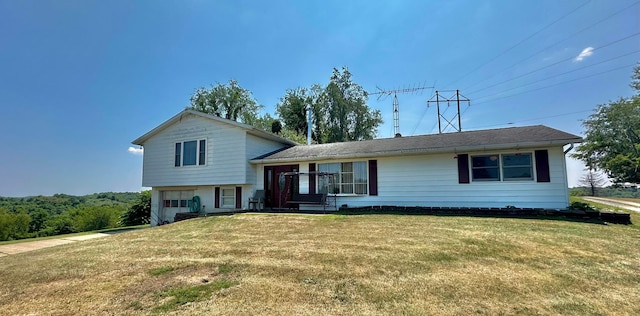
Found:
264,165 -> 298,208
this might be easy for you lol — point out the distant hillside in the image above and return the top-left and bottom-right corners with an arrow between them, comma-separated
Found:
0,192 -> 142,241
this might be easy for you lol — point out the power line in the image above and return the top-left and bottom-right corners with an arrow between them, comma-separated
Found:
465,109 -> 593,130
443,0 -> 591,88
471,50 -> 640,100
410,81 -> 437,135
466,32 -> 640,95
473,63 -> 635,105
463,0 -> 640,92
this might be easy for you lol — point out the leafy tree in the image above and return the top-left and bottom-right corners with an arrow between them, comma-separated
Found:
190,80 -> 263,125
121,191 -> 151,226
0,208 -> 31,241
276,67 -> 383,144
579,169 -> 607,196
277,87 -> 313,135
72,205 -> 124,232
271,120 -> 282,134
573,64 -> 640,184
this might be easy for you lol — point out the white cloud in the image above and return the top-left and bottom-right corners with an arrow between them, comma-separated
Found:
574,47 -> 594,62
128,146 -> 143,155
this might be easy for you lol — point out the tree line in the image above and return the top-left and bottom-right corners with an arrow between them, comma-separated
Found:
0,192 -> 150,241
189,67 -> 383,144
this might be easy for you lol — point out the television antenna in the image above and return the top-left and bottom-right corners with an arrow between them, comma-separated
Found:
369,83 -> 434,137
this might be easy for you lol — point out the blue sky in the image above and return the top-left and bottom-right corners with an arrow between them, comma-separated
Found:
0,0 -> 638,197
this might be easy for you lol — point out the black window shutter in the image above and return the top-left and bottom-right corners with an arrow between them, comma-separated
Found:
214,187 -> 220,208
368,160 -> 378,196
535,150 -> 550,182
235,187 -> 242,209
309,163 -> 316,194
457,154 -> 470,184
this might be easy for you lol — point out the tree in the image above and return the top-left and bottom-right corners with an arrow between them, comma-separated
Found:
579,169 -> 607,196
276,67 -> 383,144
276,87 -> 314,136
573,64 -> 640,184
320,67 -> 383,143
190,80 -> 263,125
121,190 -> 151,226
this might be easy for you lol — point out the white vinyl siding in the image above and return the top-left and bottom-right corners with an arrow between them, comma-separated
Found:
309,146 -> 569,209
141,114 -> 248,186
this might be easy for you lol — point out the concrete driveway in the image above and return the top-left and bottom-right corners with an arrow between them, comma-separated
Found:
0,233 -> 111,257
582,197 -> 640,213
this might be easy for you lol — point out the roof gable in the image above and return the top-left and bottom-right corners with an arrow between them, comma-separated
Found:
251,125 -> 582,162
132,109 -> 297,146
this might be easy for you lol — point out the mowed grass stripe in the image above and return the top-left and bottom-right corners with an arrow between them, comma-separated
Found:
0,213 -> 638,315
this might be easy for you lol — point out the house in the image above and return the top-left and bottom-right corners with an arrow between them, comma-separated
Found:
133,109 -> 582,225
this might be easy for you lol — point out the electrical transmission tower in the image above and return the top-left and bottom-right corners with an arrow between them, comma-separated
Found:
369,83 -> 433,137
427,90 -> 470,133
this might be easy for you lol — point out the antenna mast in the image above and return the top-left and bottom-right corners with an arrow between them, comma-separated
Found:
369,83 -> 434,137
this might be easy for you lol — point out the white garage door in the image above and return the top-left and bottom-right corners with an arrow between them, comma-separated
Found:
161,190 -> 194,222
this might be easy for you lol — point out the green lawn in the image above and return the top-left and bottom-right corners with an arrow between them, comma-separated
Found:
0,212 -> 638,315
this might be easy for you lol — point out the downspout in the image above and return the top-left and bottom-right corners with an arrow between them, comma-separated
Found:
562,143 -> 575,209
563,143 -> 574,155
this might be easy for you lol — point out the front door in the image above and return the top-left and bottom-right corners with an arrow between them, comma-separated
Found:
264,165 -> 298,208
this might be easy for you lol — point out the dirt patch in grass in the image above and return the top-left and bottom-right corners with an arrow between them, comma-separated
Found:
0,214 -> 639,315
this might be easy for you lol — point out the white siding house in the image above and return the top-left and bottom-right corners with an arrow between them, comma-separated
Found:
132,110 -> 295,225
134,110 -> 581,226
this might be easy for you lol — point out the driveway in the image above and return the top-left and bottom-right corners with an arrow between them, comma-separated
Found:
582,197 -> 640,213
0,233 -> 111,257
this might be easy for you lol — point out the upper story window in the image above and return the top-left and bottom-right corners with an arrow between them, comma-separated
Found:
318,161 -> 368,195
471,153 -> 533,182
174,139 -> 206,167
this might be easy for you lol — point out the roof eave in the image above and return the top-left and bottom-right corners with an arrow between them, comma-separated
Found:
249,138 -> 582,164
132,109 -> 297,146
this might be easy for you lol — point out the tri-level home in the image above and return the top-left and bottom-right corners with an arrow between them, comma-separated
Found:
133,109 -> 582,226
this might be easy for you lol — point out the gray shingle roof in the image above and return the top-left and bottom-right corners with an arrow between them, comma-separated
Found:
251,125 -> 582,163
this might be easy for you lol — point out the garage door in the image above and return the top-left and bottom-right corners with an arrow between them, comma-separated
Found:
161,190 -> 194,222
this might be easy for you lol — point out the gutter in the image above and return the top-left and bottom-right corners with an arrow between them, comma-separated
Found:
250,139 -> 583,164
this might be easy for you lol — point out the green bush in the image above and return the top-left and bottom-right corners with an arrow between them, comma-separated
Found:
568,201 -> 597,212
0,208 -> 31,241
120,191 -> 151,226
72,205 -> 124,232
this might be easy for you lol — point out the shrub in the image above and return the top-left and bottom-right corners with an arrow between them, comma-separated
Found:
120,191 -> 151,226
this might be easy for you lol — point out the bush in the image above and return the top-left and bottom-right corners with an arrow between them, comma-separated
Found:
121,191 -> 151,226
72,205 -> 124,232
568,201 -> 597,212
0,208 -> 31,241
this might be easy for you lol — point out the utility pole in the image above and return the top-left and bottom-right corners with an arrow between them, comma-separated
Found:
427,90 -> 470,133
369,83 -> 434,137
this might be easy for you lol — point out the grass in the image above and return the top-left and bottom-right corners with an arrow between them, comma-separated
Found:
1,212 -> 639,315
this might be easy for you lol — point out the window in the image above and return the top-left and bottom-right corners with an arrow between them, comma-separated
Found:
318,161 -> 368,195
221,188 -> 235,208
472,155 -> 500,181
502,153 -> 533,180
174,143 -> 181,167
199,140 -> 206,165
174,139 -> 206,167
471,153 -> 534,182
183,141 -> 197,165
